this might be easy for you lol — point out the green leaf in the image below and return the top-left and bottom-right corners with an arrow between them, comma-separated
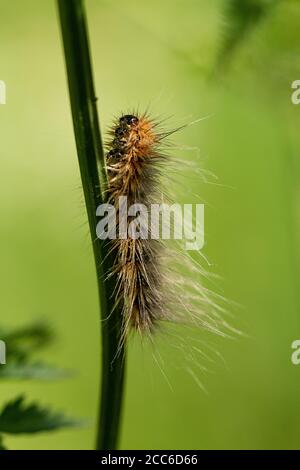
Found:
0,396 -> 79,434
0,362 -> 70,380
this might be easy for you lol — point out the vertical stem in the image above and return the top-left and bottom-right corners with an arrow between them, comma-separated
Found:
57,0 -> 125,450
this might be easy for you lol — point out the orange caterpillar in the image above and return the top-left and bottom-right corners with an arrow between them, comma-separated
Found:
105,113 -> 234,351
106,114 -> 166,337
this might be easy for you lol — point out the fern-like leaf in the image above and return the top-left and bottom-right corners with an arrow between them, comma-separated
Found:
0,396 -> 79,434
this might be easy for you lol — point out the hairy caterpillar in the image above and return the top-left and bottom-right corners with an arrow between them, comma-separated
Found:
106,113 -> 166,339
104,112 -> 233,350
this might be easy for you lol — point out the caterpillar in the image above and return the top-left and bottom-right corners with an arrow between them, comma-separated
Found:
105,113 -> 166,339
104,112 -> 233,350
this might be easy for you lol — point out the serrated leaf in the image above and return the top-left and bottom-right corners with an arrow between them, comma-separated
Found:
0,362 -> 70,380
0,396 -> 79,434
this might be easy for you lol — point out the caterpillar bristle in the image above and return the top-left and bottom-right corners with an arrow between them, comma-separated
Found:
106,112 -> 166,339
104,111 -> 234,350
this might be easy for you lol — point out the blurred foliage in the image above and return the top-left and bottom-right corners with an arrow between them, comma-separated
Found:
216,0 -> 280,71
0,321 -> 68,380
0,396 -> 78,435
0,321 -> 53,361
0,322 -> 77,449
0,436 -> 6,451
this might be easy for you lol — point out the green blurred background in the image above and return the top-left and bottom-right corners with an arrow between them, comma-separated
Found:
1,0 -> 300,449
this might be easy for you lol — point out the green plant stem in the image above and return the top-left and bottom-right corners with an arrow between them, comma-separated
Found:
57,0 -> 125,450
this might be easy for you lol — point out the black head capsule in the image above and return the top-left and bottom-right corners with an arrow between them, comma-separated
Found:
119,115 -> 139,126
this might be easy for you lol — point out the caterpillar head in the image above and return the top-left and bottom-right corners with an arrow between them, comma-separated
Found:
119,115 -> 139,126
